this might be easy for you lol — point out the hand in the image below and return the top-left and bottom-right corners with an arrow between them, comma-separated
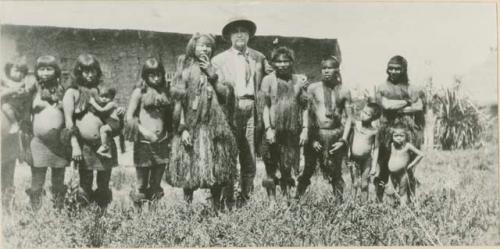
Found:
72,144 -> 83,163
116,107 -> 125,116
199,54 -> 216,78
181,130 -> 192,147
312,141 -> 322,152
328,141 -> 345,155
299,129 -> 308,146
89,97 -> 96,105
265,128 -> 275,144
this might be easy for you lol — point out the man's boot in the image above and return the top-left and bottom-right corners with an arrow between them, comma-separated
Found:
238,177 -> 254,207
25,188 -> 44,211
50,185 -> 67,210
147,186 -> 165,202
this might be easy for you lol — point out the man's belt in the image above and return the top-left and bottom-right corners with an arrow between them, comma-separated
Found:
238,95 -> 255,101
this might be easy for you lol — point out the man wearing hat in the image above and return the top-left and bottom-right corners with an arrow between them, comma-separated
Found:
212,18 -> 267,207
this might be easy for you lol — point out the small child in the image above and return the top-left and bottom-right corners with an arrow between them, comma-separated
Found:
347,103 -> 381,202
1,59 -> 29,134
386,123 -> 424,205
89,86 -> 122,158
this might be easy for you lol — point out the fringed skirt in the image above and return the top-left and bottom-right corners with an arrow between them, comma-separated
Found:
78,138 -> 118,171
31,136 -> 70,168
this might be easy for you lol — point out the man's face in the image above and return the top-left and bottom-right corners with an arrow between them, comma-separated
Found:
82,69 -> 98,84
194,37 -> 213,59
37,66 -> 56,82
321,60 -> 339,81
273,54 -> 293,77
230,26 -> 250,50
9,66 -> 25,82
387,63 -> 403,82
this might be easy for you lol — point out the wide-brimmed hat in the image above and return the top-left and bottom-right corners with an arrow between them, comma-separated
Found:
222,18 -> 257,40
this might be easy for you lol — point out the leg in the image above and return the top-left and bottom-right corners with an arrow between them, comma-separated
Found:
2,103 -> 19,133
183,188 -> 194,203
375,145 -> 390,203
296,142 -> 318,199
26,167 -> 47,210
262,141 -> 278,198
210,184 -> 223,211
50,167 -> 67,209
148,164 -> 166,201
399,170 -> 413,205
1,160 -> 16,211
130,167 -> 149,207
95,170 -> 112,208
351,159 -> 362,201
329,154 -> 345,204
97,125 -> 112,158
235,101 -> 256,203
77,169 -> 94,206
360,157 -> 372,202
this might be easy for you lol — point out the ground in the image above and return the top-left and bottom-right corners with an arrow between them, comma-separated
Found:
1,139 -> 499,247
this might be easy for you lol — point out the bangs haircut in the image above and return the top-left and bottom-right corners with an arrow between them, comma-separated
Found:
366,102 -> 382,120
73,54 -> 103,80
141,58 -> 166,84
185,33 -> 216,59
34,55 -> 61,81
321,55 -> 340,68
270,46 -> 295,62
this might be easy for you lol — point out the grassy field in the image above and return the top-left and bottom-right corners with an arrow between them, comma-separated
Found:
2,136 -> 499,247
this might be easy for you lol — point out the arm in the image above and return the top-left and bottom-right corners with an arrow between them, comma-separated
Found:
0,85 -> 18,98
89,98 -> 117,113
370,132 -> 380,175
125,89 -> 141,124
330,90 -> 353,153
399,98 -> 424,113
62,89 -> 82,161
406,143 -> 424,170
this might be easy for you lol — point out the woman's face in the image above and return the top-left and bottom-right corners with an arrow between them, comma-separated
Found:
194,37 -> 213,59
147,72 -> 163,86
9,66 -> 26,82
37,66 -> 56,82
82,68 -> 98,84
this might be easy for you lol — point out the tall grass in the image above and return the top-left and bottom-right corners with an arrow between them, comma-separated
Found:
432,81 -> 485,150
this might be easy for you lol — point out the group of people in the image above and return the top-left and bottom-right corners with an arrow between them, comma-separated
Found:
1,18 -> 425,213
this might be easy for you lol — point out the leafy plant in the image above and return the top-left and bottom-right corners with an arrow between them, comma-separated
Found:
433,80 -> 485,150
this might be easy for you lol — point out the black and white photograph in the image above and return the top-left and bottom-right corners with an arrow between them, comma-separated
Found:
0,1 -> 498,247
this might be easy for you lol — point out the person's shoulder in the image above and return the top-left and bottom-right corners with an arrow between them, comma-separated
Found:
212,49 -> 231,62
292,74 -> 308,84
247,47 -> 266,60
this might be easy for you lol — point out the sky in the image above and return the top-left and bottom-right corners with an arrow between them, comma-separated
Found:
0,1 -> 497,100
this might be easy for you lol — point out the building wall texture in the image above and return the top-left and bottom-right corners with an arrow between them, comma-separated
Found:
1,25 -> 340,105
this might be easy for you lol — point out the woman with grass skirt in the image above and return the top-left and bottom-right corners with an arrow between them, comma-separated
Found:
167,33 -> 238,210
26,55 -> 70,211
372,55 -> 425,203
62,54 -> 119,209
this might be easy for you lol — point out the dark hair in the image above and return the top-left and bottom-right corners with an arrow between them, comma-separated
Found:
4,60 -> 29,79
366,102 -> 382,120
72,54 -> 103,87
100,86 -> 116,99
392,121 -> 408,131
270,46 -> 295,62
386,55 -> 409,83
321,55 -> 340,68
185,33 -> 216,60
140,58 -> 166,85
34,55 -> 61,82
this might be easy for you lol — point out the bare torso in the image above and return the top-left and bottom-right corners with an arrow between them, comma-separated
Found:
138,105 -> 165,138
32,93 -> 65,140
388,143 -> 411,172
350,121 -> 377,158
308,82 -> 347,130
70,88 -> 103,142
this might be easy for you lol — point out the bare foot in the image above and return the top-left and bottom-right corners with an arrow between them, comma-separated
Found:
9,122 -> 19,134
97,145 -> 112,158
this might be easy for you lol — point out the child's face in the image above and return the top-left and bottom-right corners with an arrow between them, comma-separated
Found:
392,128 -> 407,144
272,54 -> 293,77
146,72 -> 163,86
82,69 -> 98,84
194,37 -> 213,59
360,106 -> 374,122
98,94 -> 112,104
9,66 -> 26,82
321,60 -> 339,82
37,66 -> 56,82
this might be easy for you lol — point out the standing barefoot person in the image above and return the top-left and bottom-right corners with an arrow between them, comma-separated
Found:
260,46 -> 309,199
124,58 -> 172,208
1,57 -> 34,211
168,33 -> 237,210
62,54 -> 118,209
295,56 -> 353,204
372,55 -> 425,203
26,55 -> 70,210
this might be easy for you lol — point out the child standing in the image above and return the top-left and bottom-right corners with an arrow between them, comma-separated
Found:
347,103 -> 381,202
386,123 -> 424,205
